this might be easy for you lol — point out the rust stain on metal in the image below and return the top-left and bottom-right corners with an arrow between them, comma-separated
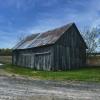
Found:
14,23 -> 73,49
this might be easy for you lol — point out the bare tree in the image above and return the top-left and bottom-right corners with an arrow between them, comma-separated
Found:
17,33 -> 26,43
98,37 -> 100,48
13,33 -> 27,49
82,28 -> 99,54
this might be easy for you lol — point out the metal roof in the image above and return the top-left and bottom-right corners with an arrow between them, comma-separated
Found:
27,23 -> 73,48
13,34 -> 39,49
14,22 -> 86,50
13,23 -> 73,50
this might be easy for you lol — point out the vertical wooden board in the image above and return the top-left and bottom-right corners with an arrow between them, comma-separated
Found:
66,46 -> 69,70
31,55 -> 34,68
56,45 -> 59,70
68,47 -> 71,70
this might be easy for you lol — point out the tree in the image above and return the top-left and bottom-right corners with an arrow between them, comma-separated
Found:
82,28 -> 99,54
98,36 -> 100,48
16,33 -> 26,44
0,48 -> 12,56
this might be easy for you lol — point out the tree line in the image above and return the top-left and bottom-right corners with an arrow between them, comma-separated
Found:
0,48 -> 12,56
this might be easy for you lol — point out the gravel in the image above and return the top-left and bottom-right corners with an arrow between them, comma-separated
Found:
0,76 -> 99,100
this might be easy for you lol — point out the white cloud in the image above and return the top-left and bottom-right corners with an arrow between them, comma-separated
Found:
0,0 -> 100,49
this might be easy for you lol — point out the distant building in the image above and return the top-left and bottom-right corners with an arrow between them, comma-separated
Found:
12,23 -> 87,71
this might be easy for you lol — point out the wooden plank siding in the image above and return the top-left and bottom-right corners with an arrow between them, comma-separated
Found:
12,23 -> 87,71
12,46 -> 54,71
52,25 -> 86,70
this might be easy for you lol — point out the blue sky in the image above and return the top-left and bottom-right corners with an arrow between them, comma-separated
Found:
0,0 -> 100,50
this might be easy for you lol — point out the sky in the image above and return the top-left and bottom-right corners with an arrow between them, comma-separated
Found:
0,0 -> 100,51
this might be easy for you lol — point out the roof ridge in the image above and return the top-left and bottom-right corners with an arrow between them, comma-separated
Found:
40,22 -> 74,34
13,22 -> 75,49
28,22 -> 74,48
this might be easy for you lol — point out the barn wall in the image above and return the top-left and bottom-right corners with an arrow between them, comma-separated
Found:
12,25 -> 86,71
12,45 -> 54,71
53,44 -> 71,70
53,25 -> 86,70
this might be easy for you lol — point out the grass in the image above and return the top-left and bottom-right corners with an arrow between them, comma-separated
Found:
3,64 -> 100,82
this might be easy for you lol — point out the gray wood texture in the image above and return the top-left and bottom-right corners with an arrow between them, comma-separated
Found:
12,24 -> 87,71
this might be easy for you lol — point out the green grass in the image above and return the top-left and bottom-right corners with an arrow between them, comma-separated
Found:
4,64 -> 100,82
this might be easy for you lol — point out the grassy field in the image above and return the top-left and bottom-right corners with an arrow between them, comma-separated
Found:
0,56 -> 12,64
3,64 -> 100,82
87,56 -> 100,66
0,56 -> 100,82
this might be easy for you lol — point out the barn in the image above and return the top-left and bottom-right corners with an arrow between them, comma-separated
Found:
12,23 -> 87,71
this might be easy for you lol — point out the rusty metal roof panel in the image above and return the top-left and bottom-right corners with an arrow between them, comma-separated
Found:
13,23 -> 74,50
13,33 -> 39,49
27,23 -> 73,48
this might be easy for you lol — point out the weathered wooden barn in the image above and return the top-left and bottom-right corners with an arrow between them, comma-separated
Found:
12,23 -> 87,71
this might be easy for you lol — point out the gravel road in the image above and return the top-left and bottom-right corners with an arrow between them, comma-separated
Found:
0,76 -> 99,100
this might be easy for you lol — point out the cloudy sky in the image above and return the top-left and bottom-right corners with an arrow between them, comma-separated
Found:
0,0 -> 100,49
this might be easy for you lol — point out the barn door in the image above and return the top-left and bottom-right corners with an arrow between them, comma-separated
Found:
34,52 -> 51,71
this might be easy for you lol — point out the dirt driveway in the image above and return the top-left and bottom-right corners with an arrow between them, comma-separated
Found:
0,76 -> 99,100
